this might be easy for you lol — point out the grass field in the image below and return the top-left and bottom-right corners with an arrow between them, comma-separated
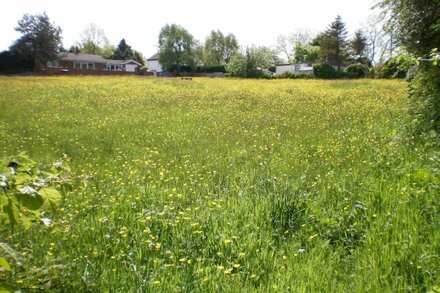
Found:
0,76 -> 439,292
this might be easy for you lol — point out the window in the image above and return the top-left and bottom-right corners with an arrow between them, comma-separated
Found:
47,60 -> 59,68
73,62 -> 96,70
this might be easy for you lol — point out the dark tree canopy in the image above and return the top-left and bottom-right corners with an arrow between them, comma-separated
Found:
319,16 -> 349,72
350,30 -> 370,65
378,0 -> 440,131
158,24 -> 196,73
10,13 -> 62,66
110,39 -> 144,65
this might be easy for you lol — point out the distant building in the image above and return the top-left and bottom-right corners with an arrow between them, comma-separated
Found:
44,53 -> 141,73
147,53 -> 162,73
275,63 -> 314,75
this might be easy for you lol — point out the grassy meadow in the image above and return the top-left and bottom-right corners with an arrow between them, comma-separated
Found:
0,76 -> 439,292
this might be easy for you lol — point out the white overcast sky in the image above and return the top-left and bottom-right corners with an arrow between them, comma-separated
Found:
1,0 -> 379,59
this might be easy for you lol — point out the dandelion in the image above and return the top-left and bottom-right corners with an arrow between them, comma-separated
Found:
223,268 -> 233,275
309,233 -> 318,240
224,239 -> 232,245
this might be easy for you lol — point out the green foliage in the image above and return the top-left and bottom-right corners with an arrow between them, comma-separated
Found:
377,0 -> 440,58
0,153 -> 71,290
78,23 -> 109,55
381,53 -> 417,79
0,152 -> 70,229
378,0 -> 440,133
409,60 -> 440,132
158,24 -> 196,73
318,15 -> 349,72
293,44 -> 320,64
277,72 -> 313,79
313,63 -> 342,79
203,30 -> 239,66
226,46 -> 279,78
196,65 -> 226,73
0,50 -> 33,74
349,30 -> 370,65
10,13 -> 62,66
111,39 -> 145,65
345,63 -> 367,78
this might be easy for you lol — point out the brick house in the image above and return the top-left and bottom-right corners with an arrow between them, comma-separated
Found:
45,53 -> 142,74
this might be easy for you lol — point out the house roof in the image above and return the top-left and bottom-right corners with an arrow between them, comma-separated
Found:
121,59 -> 142,66
147,53 -> 159,61
106,59 -> 124,65
60,53 -> 108,63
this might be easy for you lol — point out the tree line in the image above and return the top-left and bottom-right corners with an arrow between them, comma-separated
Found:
0,11 -> 416,78
0,14 -> 145,73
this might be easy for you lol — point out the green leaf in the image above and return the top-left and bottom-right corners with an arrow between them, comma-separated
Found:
0,283 -> 20,293
20,215 -> 34,230
0,257 -> 11,271
13,173 -> 32,186
17,193 -> 44,211
40,187 -> 62,209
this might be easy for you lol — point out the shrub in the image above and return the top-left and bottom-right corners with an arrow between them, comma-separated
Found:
344,63 -> 367,78
313,63 -> 343,79
409,58 -> 440,132
381,53 -> 417,79
278,72 -> 313,79
196,65 -> 226,73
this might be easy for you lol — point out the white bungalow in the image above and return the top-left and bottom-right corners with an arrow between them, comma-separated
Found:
147,53 -> 162,73
122,60 -> 142,72
275,63 -> 314,75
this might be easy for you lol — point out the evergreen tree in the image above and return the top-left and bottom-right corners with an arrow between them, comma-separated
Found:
10,13 -> 62,67
350,30 -> 369,65
319,16 -> 349,72
113,39 -> 132,60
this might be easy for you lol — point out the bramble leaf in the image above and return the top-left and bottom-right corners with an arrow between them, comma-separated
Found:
0,257 -> 11,271
40,187 -> 62,209
17,193 -> 44,211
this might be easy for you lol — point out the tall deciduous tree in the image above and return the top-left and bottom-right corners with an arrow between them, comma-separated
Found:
377,0 -> 440,131
319,16 -> 349,72
10,13 -> 62,66
79,23 -> 109,55
226,46 -> 279,77
276,29 -> 315,63
293,44 -> 320,64
204,30 -> 239,65
377,0 -> 440,58
158,24 -> 196,73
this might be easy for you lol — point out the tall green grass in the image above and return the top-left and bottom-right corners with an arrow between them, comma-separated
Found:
0,76 -> 439,292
